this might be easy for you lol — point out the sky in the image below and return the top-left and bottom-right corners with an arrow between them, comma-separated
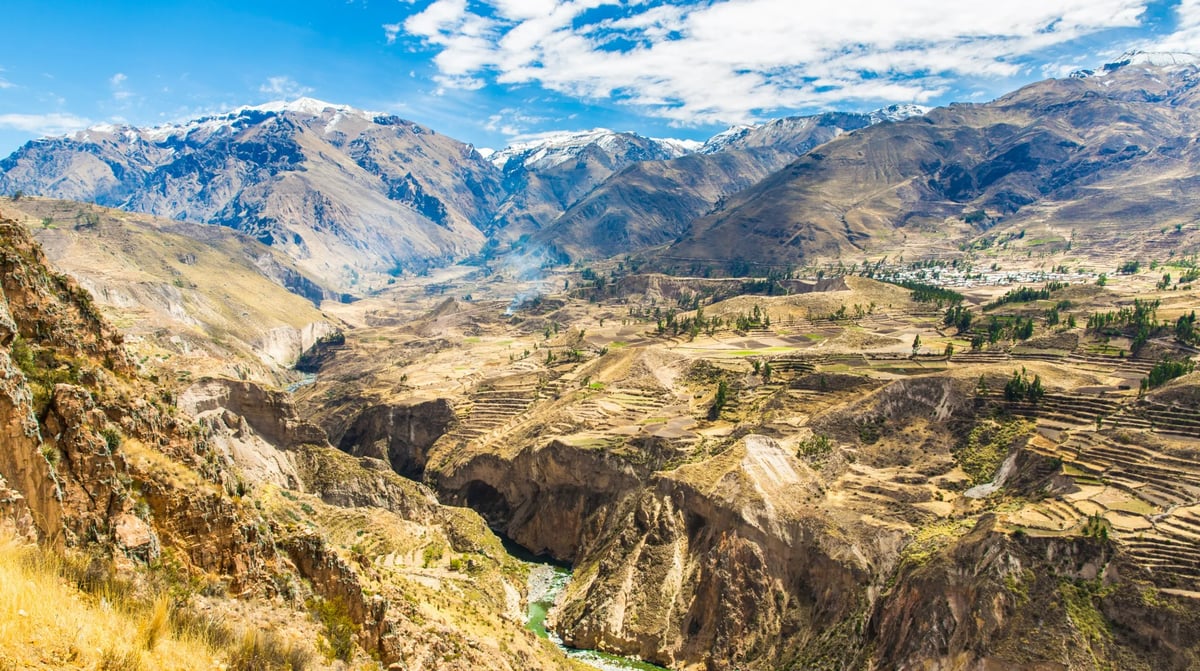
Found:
1,0 -> 1198,156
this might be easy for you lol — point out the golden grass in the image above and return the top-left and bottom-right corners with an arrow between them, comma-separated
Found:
0,531 -> 318,671
0,533 -> 214,670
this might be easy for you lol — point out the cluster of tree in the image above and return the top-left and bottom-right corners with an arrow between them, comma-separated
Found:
969,315 -> 1036,349
1086,299 -> 1163,355
750,359 -> 773,381
1117,260 -> 1142,275
657,305 -> 722,339
895,279 -> 964,307
1176,311 -> 1198,345
1141,357 -> 1195,391
818,302 -> 876,322
797,433 -> 832,461
1004,368 -> 1045,404
734,304 -> 771,331
943,304 -> 973,332
982,281 -> 1067,311
743,268 -> 797,295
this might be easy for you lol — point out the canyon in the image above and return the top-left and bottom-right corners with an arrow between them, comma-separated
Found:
0,57 -> 1199,671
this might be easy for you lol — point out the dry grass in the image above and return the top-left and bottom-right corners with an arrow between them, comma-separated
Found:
0,531 -> 315,671
0,532 -> 214,670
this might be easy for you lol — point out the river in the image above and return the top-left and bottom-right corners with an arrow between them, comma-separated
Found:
526,563 -> 671,671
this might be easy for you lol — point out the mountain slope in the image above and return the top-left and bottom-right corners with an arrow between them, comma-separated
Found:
0,212 -> 583,671
0,99 -> 505,293
659,58 -> 1200,273
528,111 -> 888,260
488,129 -> 698,244
3,197 -> 339,384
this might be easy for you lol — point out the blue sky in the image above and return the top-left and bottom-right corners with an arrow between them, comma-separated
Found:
0,0 -> 1196,155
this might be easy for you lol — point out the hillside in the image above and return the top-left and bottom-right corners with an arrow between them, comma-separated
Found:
530,112 -> 885,261
660,59 -> 1200,273
0,215 -> 584,670
1,196 -> 340,385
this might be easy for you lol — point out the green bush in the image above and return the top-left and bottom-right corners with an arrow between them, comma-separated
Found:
308,597 -> 356,664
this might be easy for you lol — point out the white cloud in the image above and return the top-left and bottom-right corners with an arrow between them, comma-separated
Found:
0,67 -> 13,90
1145,0 -> 1200,52
485,107 -> 551,136
393,0 -> 1150,124
258,76 -> 314,99
0,112 -> 92,135
109,72 -> 133,101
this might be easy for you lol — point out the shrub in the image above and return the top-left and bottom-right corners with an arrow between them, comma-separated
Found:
309,597 -> 356,664
228,630 -> 312,671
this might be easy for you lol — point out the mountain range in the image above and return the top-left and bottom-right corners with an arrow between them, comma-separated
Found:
0,97 -> 927,294
4,56 -> 1200,289
659,56 -> 1200,273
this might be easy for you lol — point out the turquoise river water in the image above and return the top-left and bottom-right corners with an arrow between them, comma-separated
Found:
525,564 -> 670,671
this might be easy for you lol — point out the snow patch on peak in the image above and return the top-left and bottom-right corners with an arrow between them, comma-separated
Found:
1076,51 -> 1200,78
868,104 -> 930,123
240,97 -> 378,119
491,128 -> 694,170
699,124 -> 759,154
654,137 -> 703,155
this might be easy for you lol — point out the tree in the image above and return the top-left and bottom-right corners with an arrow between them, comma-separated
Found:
911,334 -> 922,356
943,343 -> 954,359
708,380 -> 729,420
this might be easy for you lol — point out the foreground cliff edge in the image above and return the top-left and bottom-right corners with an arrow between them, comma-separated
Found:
0,215 -> 583,669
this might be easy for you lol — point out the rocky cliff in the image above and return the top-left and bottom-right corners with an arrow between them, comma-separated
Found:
0,216 -> 584,669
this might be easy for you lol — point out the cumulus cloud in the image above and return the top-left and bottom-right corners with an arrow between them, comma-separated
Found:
0,112 -> 92,135
391,0 -> 1150,124
259,76 -> 314,99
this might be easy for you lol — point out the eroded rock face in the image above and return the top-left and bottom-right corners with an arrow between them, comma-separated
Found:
331,399 -> 456,479
431,438 -> 645,561
429,431 -> 893,669
869,517 -> 1200,670
548,436 -> 890,670
0,218 -> 277,585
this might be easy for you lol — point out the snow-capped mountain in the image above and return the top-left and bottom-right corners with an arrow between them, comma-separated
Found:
0,96 -> 942,275
868,103 -> 931,124
697,125 -> 757,154
490,128 -> 698,171
1070,50 -> 1200,78
700,104 -> 928,155
1,99 -> 504,292
487,129 -> 704,241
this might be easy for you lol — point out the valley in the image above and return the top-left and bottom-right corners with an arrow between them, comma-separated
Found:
0,55 -> 1199,671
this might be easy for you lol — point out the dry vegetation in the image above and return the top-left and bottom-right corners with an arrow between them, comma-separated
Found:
0,529 -> 321,671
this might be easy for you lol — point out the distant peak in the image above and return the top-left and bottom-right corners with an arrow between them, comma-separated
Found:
1077,50 -> 1200,78
490,128 -> 693,170
239,97 -> 375,117
868,103 -> 931,123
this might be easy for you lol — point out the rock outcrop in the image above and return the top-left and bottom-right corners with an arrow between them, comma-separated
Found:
0,217 -> 580,669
